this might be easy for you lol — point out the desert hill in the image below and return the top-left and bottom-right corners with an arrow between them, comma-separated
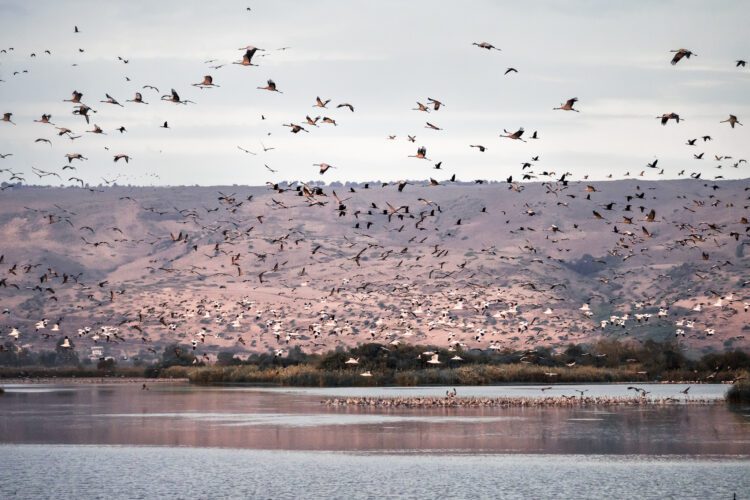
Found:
0,177 -> 748,363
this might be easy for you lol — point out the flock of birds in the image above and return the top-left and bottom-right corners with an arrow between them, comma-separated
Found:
0,18 -> 749,369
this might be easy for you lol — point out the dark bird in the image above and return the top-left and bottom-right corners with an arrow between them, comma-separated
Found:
656,112 -> 682,125
234,46 -> 264,66
409,146 -> 429,160
193,75 -> 219,88
473,42 -> 501,51
670,48 -> 696,65
258,79 -> 282,93
161,88 -> 194,104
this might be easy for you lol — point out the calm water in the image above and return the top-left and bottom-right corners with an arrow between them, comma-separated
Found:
1,382 -> 749,499
2,446 -> 749,500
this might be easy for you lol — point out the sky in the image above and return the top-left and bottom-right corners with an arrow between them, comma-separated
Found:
0,0 -> 748,186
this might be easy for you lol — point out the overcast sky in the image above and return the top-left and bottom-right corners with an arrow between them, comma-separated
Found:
0,0 -> 748,186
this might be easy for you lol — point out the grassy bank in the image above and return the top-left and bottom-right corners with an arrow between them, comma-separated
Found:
0,366 -> 153,380
168,363 -> 665,387
2,340 -> 748,388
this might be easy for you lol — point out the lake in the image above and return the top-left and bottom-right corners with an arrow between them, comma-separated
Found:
1,382 -> 749,499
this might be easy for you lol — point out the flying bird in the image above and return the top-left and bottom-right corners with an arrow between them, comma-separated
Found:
314,163 -> 336,174
234,47 -> 264,66
554,98 -> 579,112
473,42 -> 501,51
258,79 -> 282,93
127,92 -> 148,104
193,75 -> 219,88
720,115 -> 742,128
161,89 -> 194,104
670,48 -> 696,65
656,112 -> 682,125
409,146 -> 429,160
500,128 -> 526,141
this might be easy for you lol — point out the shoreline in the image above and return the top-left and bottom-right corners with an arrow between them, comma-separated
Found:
0,377 -> 188,385
0,376 -> 731,387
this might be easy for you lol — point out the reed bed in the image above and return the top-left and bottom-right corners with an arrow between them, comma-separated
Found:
0,366 -> 149,379
177,364 -> 649,387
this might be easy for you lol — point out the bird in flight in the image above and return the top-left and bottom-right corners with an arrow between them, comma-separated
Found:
554,97 -> 580,112
258,79 -> 282,93
127,92 -> 148,104
161,89 -> 195,104
409,146 -> 429,160
193,75 -> 219,88
720,114 -> 742,128
500,128 -> 526,141
670,48 -> 696,65
313,97 -> 330,108
314,163 -> 336,174
473,42 -> 501,51
656,112 -> 682,125
234,46 -> 264,66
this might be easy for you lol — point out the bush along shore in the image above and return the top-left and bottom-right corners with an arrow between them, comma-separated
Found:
156,340 -> 750,387
725,380 -> 750,404
1,340 -> 748,388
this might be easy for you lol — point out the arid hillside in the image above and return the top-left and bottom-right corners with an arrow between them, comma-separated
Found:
1,178 -> 748,363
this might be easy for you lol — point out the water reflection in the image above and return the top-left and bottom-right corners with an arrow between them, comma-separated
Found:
0,382 -> 747,454
3,446 -> 749,500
